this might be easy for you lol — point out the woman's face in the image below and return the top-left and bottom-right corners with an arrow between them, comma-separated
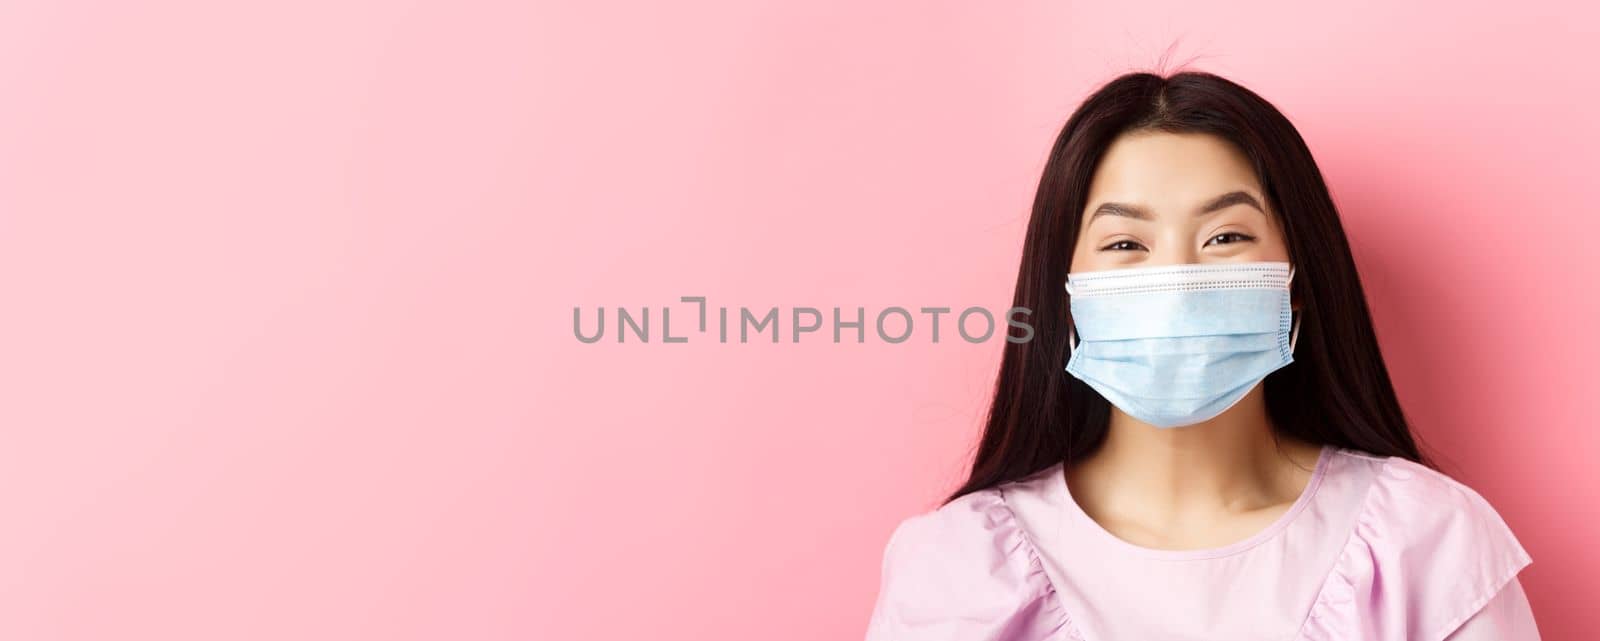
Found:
1070,131 -> 1291,273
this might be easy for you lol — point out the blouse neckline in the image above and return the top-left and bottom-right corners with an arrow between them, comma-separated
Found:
1055,444 -> 1333,560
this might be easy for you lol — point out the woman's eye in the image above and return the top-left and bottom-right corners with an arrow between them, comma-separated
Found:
1100,239 -> 1146,252
1205,231 -> 1256,247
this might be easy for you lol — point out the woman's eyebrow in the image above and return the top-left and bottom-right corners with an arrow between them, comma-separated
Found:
1198,190 -> 1265,215
1088,202 -> 1152,220
1088,190 -> 1265,222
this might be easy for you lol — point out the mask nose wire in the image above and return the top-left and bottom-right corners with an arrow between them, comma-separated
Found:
1065,261 -> 1299,357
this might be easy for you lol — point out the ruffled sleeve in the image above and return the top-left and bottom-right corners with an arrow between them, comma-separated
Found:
1443,577 -> 1541,640
1301,456 -> 1535,641
864,487 -> 1078,641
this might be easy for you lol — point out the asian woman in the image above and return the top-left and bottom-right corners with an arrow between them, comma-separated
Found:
864,71 -> 1539,641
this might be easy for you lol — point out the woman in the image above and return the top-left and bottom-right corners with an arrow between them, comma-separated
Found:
864,71 -> 1539,640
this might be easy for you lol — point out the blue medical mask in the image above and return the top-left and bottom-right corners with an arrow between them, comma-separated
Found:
1064,261 -> 1301,428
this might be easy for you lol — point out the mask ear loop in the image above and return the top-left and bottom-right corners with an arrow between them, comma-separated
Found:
1064,279 -> 1079,357
1287,265 -> 1302,355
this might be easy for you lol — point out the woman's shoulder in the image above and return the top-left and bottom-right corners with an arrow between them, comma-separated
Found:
1330,448 -> 1527,551
1313,448 -> 1533,641
885,486 -> 1012,545
877,466 -> 1065,569
866,484 -> 1078,641
874,487 -> 1031,592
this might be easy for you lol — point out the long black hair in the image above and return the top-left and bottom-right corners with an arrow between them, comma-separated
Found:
945,70 -> 1428,505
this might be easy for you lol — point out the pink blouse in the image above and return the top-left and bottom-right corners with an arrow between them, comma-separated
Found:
865,447 -> 1538,640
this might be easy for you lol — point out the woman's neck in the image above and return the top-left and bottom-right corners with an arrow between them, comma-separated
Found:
1067,385 -> 1324,547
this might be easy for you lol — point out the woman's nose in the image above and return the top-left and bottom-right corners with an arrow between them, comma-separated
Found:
1146,236 -> 1201,266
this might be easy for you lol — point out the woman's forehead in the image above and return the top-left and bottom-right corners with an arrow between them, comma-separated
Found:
1085,131 -> 1264,214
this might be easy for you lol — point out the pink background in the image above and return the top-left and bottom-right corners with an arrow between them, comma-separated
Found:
1,1 -> 1595,639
